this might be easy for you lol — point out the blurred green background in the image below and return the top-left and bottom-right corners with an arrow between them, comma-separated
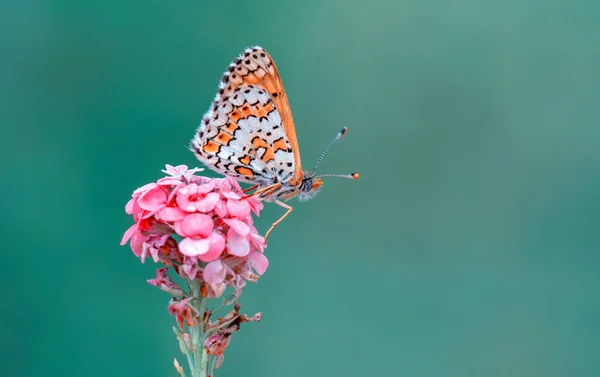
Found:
2,0 -> 599,376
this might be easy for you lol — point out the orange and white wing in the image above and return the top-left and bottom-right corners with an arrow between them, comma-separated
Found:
191,85 -> 295,184
220,47 -> 302,181
192,46 -> 302,184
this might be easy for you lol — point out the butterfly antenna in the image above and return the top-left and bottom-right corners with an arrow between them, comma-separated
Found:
316,173 -> 360,180
311,127 -> 349,173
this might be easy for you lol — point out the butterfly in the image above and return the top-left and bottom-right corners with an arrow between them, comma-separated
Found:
190,46 -> 358,240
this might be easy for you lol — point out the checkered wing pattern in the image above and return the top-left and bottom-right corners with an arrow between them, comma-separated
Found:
191,46 -> 302,185
192,85 -> 294,184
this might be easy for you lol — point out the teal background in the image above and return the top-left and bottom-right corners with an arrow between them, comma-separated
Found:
2,1 -> 599,376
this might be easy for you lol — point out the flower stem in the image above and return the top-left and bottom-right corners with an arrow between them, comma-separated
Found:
189,280 -> 208,377
173,326 -> 195,374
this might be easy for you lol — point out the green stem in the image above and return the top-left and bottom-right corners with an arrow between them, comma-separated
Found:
200,347 -> 209,376
189,280 -> 208,377
173,326 -> 195,374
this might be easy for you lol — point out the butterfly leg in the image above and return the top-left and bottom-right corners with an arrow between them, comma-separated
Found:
264,200 -> 294,242
243,183 -> 282,199
243,184 -> 259,193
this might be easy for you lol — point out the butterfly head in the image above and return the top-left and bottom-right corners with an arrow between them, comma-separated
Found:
296,173 -> 324,202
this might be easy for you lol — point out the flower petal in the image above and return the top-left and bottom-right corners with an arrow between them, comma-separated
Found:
198,231 -> 226,262
227,199 -> 251,219
176,184 -> 198,212
214,200 -> 228,218
131,200 -> 144,222
227,176 -> 244,194
197,181 -> 216,194
130,231 -> 147,258
179,237 -> 210,256
138,187 -> 167,211
224,218 -> 250,236
125,198 -> 135,214
120,223 -> 138,245
203,260 -> 226,284
249,251 -> 269,275
226,229 -> 251,257
180,214 -> 214,237
181,256 -> 199,279
204,333 -> 231,356
222,191 -> 241,199
157,206 -> 187,222
133,182 -> 158,195
215,178 -> 232,192
196,192 -> 220,213
247,197 -> 264,215
157,177 -> 183,186
249,226 -> 266,252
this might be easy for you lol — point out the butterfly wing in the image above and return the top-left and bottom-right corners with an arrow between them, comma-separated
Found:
214,46 -> 303,184
191,85 -> 295,185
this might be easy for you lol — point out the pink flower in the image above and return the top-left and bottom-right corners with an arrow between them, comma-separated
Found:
203,260 -> 227,284
198,232 -> 226,262
140,234 -> 170,263
175,213 -> 214,238
248,251 -> 269,275
155,206 -> 187,222
121,165 -> 269,299
147,268 -> 184,296
203,260 -> 228,298
249,225 -> 266,253
177,184 -> 220,213
227,199 -> 251,220
224,218 -> 250,237
162,164 -> 204,181
178,237 -> 210,257
226,229 -> 251,257
180,256 -> 199,280
138,186 -> 167,213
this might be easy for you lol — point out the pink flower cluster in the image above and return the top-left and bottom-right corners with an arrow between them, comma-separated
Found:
121,165 -> 268,298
